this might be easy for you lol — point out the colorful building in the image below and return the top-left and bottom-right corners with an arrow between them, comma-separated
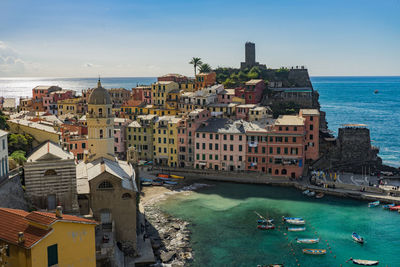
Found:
151,81 -> 179,108
126,115 -> 157,161
0,207 -> 97,267
195,72 -> 216,89
57,97 -> 86,116
235,79 -> 265,104
0,130 -> 9,181
114,118 -> 131,159
153,116 -> 181,167
299,109 -> 320,161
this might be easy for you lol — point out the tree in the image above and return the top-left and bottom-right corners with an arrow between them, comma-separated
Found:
10,150 -> 27,166
0,111 -> 8,130
8,133 -> 32,154
199,63 -> 212,74
189,57 -> 203,76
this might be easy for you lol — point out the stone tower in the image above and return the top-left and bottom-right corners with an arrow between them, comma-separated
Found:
86,79 -> 115,161
245,42 -> 256,66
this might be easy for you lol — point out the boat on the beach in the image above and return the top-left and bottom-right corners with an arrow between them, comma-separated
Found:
282,216 -> 303,221
368,201 -> 380,208
302,249 -> 326,255
257,224 -> 275,230
315,193 -> 324,199
287,227 -> 306,232
286,219 -> 305,225
382,203 -> 395,209
307,191 -> 316,197
352,232 -> 364,244
302,190 -> 310,195
164,181 -> 178,185
257,219 -> 274,224
157,173 -> 170,178
141,181 -> 152,186
157,177 -> 173,181
389,205 -> 400,211
296,238 -> 319,244
151,179 -> 164,186
170,174 -> 185,179
346,258 -> 379,266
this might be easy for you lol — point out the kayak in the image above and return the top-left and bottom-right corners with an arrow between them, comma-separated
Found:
346,258 -> 379,266
352,232 -> 364,244
287,227 -> 306,232
296,238 -> 319,244
157,173 -> 170,178
170,174 -> 185,179
368,201 -> 380,208
141,181 -> 152,186
382,203 -> 395,209
164,181 -> 178,185
286,219 -> 305,225
257,224 -> 275,230
302,249 -> 326,255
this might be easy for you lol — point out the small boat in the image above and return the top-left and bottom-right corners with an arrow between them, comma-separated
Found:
352,232 -> 364,244
302,189 -> 310,195
170,174 -> 185,179
302,249 -> 326,255
141,181 -> 152,186
307,191 -> 316,197
157,177 -> 173,181
346,258 -> 379,266
296,238 -> 319,244
287,227 -> 306,232
151,179 -> 164,186
315,193 -> 324,199
368,201 -> 380,208
257,224 -> 275,230
257,219 -> 274,224
164,181 -> 178,185
374,90 -> 379,94
382,203 -> 395,209
257,265 -> 284,267
389,205 -> 400,211
282,217 -> 303,221
140,177 -> 153,182
286,219 -> 305,225
157,173 -> 170,178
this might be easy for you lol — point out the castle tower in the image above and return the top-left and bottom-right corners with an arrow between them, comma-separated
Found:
245,42 -> 256,66
86,79 -> 115,161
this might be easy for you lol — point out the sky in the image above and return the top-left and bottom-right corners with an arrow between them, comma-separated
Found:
0,0 -> 399,77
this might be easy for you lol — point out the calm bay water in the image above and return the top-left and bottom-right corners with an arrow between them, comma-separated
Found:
161,182 -> 400,267
0,76 -> 399,166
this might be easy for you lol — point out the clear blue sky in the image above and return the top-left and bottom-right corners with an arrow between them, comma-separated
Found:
0,0 -> 399,77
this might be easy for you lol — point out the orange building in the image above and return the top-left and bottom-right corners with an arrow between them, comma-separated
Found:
195,72 -> 216,89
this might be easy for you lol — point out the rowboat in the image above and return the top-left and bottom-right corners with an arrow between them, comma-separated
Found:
302,249 -> 326,255
389,205 -> 400,211
296,238 -> 319,244
352,232 -> 364,244
287,227 -> 306,232
141,181 -> 152,186
170,174 -> 185,179
368,201 -> 380,207
257,219 -> 274,224
346,258 -> 379,266
157,173 -> 170,178
164,181 -> 178,185
315,193 -> 324,199
307,191 -> 316,197
302,190 -> 310,195
257,265 -> 284,267
257,224 -> 275,230
286,219 -> 305,225
282,217 -> 303,221
382,203 -> 395,209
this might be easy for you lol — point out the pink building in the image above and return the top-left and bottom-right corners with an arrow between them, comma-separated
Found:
195,118 -> 247,171
236,104 -> 257,120
299,109 -> 320,161
217,89 -> 235,104
177,109 -> 210,168
245,124 -> 269,173
235,79 -> 265,104
114,118 -> 131,159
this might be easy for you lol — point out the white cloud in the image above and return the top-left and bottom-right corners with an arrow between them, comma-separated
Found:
0,41 -> 30,75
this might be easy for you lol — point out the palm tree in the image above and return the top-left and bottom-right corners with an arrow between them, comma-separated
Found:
199,63 -> 212,74
189,57 -> 202,76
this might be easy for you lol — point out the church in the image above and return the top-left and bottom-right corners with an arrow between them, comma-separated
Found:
76,79 -> 138,256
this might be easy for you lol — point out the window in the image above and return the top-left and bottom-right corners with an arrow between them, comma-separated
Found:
215,144 -> 219,150
230,145 -> 233,151
230,135 -> 234,141
209,154 -> 212,160
224,144 -> 227,151
223,134 -> 227,140
284,137 -> 288,142
44,169 -> 57,176
215,134 -> 219,140
310,116 -> 313,121
47,244 -> 58,267
98,180 -> 113,189
269,147 -> 273,154
99,129 -> 103,139
122,193 -> 132,199
277,147 -> 281,154
210,134 -> 213,139
196,143 -> 200,149
239,145 -> 242,151
310,124 -> 313,130
293,137 -> 297,142
310,134 -> 314,140
82,143 -> 86,149
239,135 -> 242,141
284,147 -> 288,154
239,156 -> 242,161
209,143 -> 213,150
230,155 -> 233,161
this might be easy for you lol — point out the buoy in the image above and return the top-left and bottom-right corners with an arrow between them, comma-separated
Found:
334,255 -> 336,258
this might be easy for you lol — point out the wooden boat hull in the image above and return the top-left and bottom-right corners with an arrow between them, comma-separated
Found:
296,238 -> 319,244
302,249 -> 326,255
287,227 -> 306,232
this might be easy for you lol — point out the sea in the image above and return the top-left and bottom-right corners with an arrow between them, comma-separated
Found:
160,182 -> 400,267
0,76 -> 399,167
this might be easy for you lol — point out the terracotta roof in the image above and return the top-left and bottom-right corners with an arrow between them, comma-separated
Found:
0,208 -> 97,249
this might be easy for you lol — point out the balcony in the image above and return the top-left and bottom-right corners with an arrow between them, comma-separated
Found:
248,141 -> 258,147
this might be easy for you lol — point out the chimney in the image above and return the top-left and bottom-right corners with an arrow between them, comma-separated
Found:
18,232 -> 25,244
55,206 -> 63,218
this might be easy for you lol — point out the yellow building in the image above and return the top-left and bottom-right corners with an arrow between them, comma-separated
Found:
0,207 -> 97,267
153,116 -> 181,167
121,104 -> 179,121
151,81 -> 179,108
57,97 -> 85,116
126,114 -> 158,161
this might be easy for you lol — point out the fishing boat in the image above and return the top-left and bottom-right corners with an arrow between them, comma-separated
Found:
141,181 -> 152,186
346,258 -> 379,266
164,181 -> 178,185
296,238 -> 319,244
287,227 -> 306,232
315,193 -> 324,199
368,201 -> 380,208
282,216 -> 303,221
157,173 -> 170,178
302,249 -> 326,255
286,219 -> 305,225
257,219 -> 274,224
374,90 -> 379,94
170,174 -> 185,179
389,205 -> 400,211
307,191 -> 316,197
352,232 -> 364,244
302,189 -> 310,195
382,203 -> 395,209
257,224 -> 275,230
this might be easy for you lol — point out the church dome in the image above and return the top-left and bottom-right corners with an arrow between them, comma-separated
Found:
88,79 -> 112,105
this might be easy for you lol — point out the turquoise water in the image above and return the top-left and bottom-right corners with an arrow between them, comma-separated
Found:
161,182 -> 400,267
0,76 -> 399,166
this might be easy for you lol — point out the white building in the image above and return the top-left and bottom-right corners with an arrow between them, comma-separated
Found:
0,130 -> 9,181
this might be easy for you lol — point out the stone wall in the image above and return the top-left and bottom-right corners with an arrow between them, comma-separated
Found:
0,174 -> 28,210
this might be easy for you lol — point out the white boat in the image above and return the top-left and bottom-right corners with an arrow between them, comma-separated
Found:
307,191 -> 316,197
286,219 -> 305,225
346,258 -> 379,266
296,238 -> 319,244
302,190 -> 310,195
287,227 -> 306,232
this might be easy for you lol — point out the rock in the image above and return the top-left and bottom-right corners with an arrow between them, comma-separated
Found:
161,251 -> 176,263
171,223 -> 181,230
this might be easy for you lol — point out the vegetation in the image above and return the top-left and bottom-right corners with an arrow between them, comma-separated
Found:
10,150 -> 27,166
270,102 -> 303,118
0,111 -> 9,130
199,63 -> 212,74
8,133 -> 33,155
189,57 -> 203,76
